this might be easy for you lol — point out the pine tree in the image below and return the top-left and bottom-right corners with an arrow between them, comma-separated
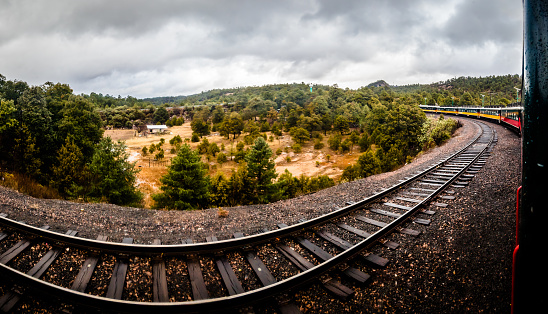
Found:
153,144 -> 210,210
245,137 -> 277,203
89,138 -> 142,206
357,150 -> 382,178
53,136 -> 87,197
12,123 -> 42,178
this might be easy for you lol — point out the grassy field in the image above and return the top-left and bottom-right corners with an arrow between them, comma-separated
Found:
104,123 -> 362,208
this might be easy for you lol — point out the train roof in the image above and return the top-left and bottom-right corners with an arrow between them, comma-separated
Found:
419,105 -> 523,110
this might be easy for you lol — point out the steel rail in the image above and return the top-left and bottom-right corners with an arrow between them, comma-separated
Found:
0,121 -> 494,313
0,122 -> 486,257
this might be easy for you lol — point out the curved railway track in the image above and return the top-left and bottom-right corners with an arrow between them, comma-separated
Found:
0,120 -> 496,313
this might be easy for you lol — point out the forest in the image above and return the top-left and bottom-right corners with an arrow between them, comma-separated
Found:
0,73 -> 518,209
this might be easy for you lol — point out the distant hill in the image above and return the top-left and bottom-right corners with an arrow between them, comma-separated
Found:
367,80 -> 390,88
140,75 -> 520,106
142,95 -> 188,105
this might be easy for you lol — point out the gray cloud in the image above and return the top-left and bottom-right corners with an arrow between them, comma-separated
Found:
0,0 -> 523,98
440,0 -> 522,46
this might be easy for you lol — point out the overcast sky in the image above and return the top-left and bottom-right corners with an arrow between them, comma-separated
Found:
0,0 -> 522,98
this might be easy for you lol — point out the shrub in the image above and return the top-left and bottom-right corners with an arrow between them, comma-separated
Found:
155,149 -> 164,160
208,143 -> 220,156
169,135 -> 183,146
328,134 -> 342,151
289,127 -> 310,144
197,138 -> 210,154
314,139 -> 325,150
341,164 -> 360,182
419,116 -> 459,148
358,133 -> 370,152
340,139 -> 352,153
217,152 -> 227,165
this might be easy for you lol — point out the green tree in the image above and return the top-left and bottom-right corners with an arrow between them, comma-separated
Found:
313,139 -> 324,150
155,148 -> 165,160
358,133 -> 371,152
191,117 -> 210,137
289,127 -> 310,144
52,136 -> 87,197
234,141 -> 247,163
197,138 -> 210,154
459,92 -> 476,107
328,133 -> 342,151
333,115 -> 350,134
208,142 -> 220,156
227,165 -> 252,205
153,144 -> 210,210
276,169 -> 298,199
89,138 -> 142,206
57,96 -> 103,162
245,137 -> 277,203
153,107 -> 169,124
17,86 -> 55,178
356,150 -> 381,178
211,106 -> 226,124
271,122 -> 283,136
349,131 -> 360,151
0,99 -> 16,161
342,164 -> 360,182
0,99 -> 16,133
320,113 -> 333,135
340,138 -> 351,153
0,78 -> 29,104
217,152 -> 227,165
169,135 -> 183,146
12,123 -> 42,178
210,173 -> 231,207
43,81 -> 73,123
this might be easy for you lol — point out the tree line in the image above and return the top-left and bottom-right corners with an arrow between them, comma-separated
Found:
1,72 -> 484,209
0,75 -> 141,206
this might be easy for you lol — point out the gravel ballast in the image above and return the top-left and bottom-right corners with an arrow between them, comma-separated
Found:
0,117 -> 519,313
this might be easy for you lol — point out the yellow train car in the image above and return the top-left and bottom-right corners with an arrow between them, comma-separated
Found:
419,105 -> 522,135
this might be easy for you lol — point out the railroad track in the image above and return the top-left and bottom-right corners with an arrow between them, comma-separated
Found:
0,121 -> 496,313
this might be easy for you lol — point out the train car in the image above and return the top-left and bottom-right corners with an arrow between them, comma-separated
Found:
513,1 -> 548,312
419,105 -> 522,135
500,107 -> 522,131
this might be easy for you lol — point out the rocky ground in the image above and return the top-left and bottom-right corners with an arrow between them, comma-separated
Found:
0,117 -> 519,313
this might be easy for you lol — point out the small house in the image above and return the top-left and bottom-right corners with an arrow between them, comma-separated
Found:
146,125 -> 168,134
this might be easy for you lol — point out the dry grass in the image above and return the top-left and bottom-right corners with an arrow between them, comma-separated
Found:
217,207 -> 229,218
0,172 -> 62,199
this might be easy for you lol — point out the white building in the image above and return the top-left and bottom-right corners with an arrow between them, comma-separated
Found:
146,125 -> 168,134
